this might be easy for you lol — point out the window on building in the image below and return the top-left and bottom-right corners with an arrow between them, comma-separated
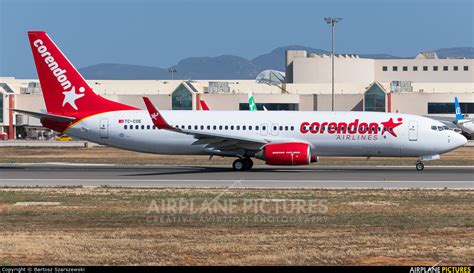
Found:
364,83 -> 386,112
443,66 -> 448,71
172,84 -> 193,110
464,66 -> 469,71
428,102 -> 474,114
392,66 -> 398,71
423,66 -> 428,71
402,66 -> 408,71
433,66 -> 438,71
239,103 -> 298,111
454,66 -> 458,71
413,66 -> 418,71
382,66 -> 388,71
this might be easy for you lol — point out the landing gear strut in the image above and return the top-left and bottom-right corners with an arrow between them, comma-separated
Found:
232,157 -> 253,171
415,161 -> 424,171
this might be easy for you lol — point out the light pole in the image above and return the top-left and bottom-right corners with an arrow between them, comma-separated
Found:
324,17 -> 342,111
168,68 -> 177,80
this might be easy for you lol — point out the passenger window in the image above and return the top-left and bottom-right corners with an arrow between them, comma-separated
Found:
200,125 -> 204,130
141,125 -> 145,130
153,126 -> 156,130
262,126 -> 266,130
231,126 -> 234,130
249,126 -> 253,130
194,125 -> 198,130
124,125 -> 127,130
147,125 -> 151,130
273,126 -> 277,130
279,126 -> 283,131
256,126 -> 259,130
236,126 -> 240,130
207,125 -> 210,130
285,126 -> 288,131
188,125 -> 191,130
213,125 -> 217,130
219,125 -> 222,130
291,126 -> 294,131
243,126 -> 246,130
225,126 -> 228,130
135,125 -> 139,130
181,125 -> 185,129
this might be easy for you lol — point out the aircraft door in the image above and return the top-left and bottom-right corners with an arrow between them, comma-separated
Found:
100,118 -> 109,138
408,120 -> 418,141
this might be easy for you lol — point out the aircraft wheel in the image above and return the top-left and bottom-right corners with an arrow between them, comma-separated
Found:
232,159 -> 244,171
415,162 -> 424,171
242,157 -> 253,171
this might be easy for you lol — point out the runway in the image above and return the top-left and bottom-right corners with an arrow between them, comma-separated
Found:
0,164 -> 473,188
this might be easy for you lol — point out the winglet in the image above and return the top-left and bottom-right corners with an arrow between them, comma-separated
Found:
454,97 -> 463,121
143,97 -> 173,130
200,100 -> 210,110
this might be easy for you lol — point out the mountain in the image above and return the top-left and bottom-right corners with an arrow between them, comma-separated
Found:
80,63 -> 168,80
434,47 -> 474,59
78,46 -> 474,80
252,45 -> 329,72
175,55 -> 257,80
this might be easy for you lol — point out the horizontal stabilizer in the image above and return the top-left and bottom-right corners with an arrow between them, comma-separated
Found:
12,109 -> 75,122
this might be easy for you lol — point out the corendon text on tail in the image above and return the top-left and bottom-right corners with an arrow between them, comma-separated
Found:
16,31 -> 467,172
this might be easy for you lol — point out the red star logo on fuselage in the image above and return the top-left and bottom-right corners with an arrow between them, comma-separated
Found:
381,117 -> 403,137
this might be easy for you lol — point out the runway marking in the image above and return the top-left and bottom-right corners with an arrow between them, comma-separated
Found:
1,179 -> 473,183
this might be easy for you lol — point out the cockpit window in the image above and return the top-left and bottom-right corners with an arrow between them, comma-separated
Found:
431,125 -> 437,131
437,126 -> 444,131
443,126 -> 449,130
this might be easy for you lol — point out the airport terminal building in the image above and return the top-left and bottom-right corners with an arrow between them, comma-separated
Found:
0,50 -> 473,139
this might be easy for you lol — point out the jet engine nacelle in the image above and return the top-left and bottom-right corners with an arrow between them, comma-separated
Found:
257,142 -> 316,165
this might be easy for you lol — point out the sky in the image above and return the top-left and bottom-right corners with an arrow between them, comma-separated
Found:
0,0 -> 473,78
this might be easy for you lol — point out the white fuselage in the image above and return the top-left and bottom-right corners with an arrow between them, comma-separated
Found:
65,110 -> 466,158
458,120 -> 474,135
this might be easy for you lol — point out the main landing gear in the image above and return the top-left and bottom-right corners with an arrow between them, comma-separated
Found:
415,161 -> 424,171
232,157 -> 254,171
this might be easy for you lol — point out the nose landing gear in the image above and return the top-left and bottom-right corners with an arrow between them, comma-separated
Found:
232,157 -> 254,171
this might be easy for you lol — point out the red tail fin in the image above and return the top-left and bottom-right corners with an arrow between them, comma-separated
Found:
200,100 -> 210,110
28,31 -> 137,116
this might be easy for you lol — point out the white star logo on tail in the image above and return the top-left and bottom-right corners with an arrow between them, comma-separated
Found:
62,86 -> 85,110
151,112 -> 159,120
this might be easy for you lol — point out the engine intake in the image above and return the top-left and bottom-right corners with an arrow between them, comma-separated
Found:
257,142 -> 313,165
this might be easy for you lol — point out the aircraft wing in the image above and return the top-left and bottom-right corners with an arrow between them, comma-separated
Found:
143,97 -> 267,153
12,109 -> 75,122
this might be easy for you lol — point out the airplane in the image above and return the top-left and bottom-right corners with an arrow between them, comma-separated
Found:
454,97 -> 473,139
199,100 -> 210,110
17,31 -> 467,172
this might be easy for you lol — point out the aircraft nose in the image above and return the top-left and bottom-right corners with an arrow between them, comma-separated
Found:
453,132 -> 468,148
